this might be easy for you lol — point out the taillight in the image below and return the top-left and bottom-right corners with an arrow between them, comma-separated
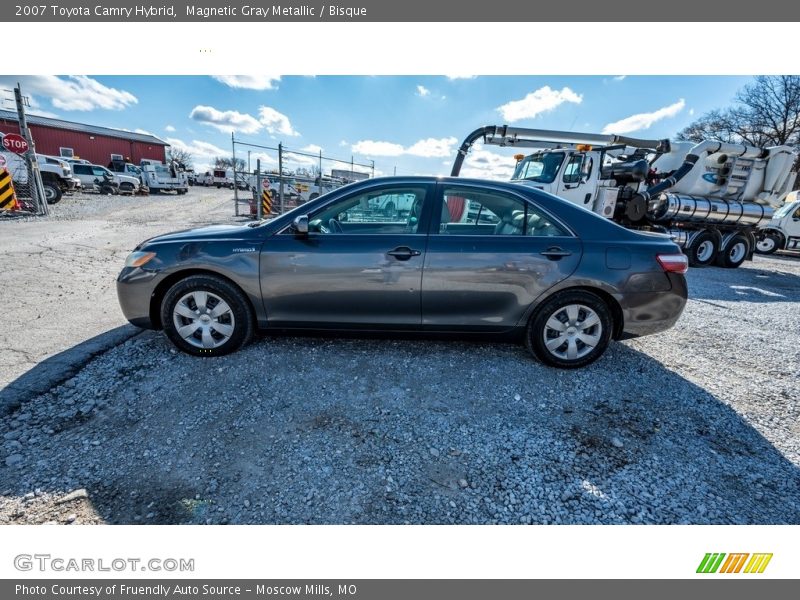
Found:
657,253 -> 689,274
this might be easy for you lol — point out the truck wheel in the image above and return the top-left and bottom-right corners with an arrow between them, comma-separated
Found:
755,233 -> 782,255
119,182 -> 135,195
685,231 -> 718,267
716,234 -> 749,268
161,275 -> 254,357
526,290 -> 612,369
43,181 -> 62,204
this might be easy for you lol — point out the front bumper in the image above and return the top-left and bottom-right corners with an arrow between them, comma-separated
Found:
116,267 -> 162,329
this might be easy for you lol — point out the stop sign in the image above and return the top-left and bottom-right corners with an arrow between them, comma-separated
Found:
2,133 -> 29,155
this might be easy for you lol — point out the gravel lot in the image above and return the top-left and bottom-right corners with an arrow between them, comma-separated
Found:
1,189 -> 799,525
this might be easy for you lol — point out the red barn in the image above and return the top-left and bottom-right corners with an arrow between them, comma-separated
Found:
0,109 -> 168,165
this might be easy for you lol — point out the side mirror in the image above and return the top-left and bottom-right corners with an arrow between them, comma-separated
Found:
293,215 -> 309,235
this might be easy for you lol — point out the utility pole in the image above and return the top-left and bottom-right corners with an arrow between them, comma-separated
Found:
231,132 -> 238,216
256,158 -> 262,220
278,143 -> 284,214
15,84 -> 48,215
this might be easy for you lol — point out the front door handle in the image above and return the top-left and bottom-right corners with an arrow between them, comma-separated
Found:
387,246 -> 421,261
540,246 -> 573,260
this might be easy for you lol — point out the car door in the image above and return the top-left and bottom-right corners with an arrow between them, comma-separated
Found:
260,182 -> 433,328
421,183 -> 582,331
556,152 -> 596,208
72,164 -> 93,187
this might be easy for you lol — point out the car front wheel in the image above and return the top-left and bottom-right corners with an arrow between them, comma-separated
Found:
526,290 -> 612,369
161,275 -> 254,356
755,233 -> 782,255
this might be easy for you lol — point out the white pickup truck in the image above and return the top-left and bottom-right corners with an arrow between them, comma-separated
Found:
1,139 -> 76,204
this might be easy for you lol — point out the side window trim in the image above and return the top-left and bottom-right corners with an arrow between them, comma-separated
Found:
563,154 -> 582,184
277,182 -> 433,235
431,184 -> 576,238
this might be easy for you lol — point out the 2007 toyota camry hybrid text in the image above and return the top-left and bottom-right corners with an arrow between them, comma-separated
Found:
116,177 -> 688,368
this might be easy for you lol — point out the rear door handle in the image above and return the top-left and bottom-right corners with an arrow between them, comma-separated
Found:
387,246 -> 421,261
540,246 -> 573,260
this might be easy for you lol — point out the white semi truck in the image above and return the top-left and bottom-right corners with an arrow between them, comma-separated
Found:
451,126 -> 798,268
755,191 -> 800,254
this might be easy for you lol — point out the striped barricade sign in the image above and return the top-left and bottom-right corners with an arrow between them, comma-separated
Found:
0,168 -> 20,211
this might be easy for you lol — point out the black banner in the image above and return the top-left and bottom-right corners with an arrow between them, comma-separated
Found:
4,0 -> 800,22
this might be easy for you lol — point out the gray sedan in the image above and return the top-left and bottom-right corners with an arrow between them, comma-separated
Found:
117,176 -> 688,368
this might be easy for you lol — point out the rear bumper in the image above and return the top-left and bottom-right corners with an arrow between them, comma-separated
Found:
619,273 -> 688,338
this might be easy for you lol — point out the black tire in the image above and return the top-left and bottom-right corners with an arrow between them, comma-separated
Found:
161,275 -> 254,357
754,232 -> 782,255
526,290 -> 613,369
716,234 -> 749,268
43,181 -> 62,204
309,192 -> 320,201
119,182 -> 135,195
685,231 -> 718,267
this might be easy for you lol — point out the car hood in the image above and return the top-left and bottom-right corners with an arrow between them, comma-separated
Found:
142,224 -> 254,246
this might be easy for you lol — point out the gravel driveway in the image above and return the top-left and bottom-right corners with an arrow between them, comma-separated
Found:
1,190 -> 799,525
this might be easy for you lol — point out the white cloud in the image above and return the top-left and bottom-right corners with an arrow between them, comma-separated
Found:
406,137 -> 458,158
416,85 -> 431,97
211,75 -> 281,90
0,96 -> 60,118
165,125 -> 176,132
689,108 -> 695,116
134,128 -> 155,136
613,75 -> 627,81
284,152 -> 318,167
351,140 -> 406,157
189,105 -> 262,134
602,99 -> 686,134
445,75 -> 477,80
497,86 -> 583,122
258,106 -> 299,137
300,144 -> 323,154
248,152 -> 277,168
351,137 -> 458,158
0,75 -> 137,111
165,137 -> 228,173
338,140 -> 348,147
459,143 -> 517,181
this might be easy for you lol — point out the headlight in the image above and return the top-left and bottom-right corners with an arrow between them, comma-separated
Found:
124,251 -> 156,268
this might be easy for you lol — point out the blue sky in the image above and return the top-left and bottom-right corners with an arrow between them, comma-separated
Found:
0,75 -> 752,177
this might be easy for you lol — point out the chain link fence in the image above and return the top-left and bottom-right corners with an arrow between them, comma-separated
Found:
230,135 -> 375,218
1,85 -> 49,217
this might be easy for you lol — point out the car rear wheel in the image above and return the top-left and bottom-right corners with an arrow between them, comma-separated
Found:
716,234 -> 749,268
526,290 -> 612,369
161,275 -> 254,356
685,231 -> 718,267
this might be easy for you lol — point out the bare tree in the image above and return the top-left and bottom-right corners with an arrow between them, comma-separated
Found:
678,76 -> 800,148
213,156 -> 247,172
166,147 -> 194,169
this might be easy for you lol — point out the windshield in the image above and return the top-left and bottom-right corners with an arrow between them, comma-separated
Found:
512,152 -> 565,184
774,200 -> 799,219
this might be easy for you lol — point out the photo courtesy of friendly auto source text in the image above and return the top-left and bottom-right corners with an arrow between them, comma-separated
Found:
2,74 -> 797,529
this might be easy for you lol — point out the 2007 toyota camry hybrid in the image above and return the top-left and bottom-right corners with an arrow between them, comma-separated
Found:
117,177 -> 688,368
